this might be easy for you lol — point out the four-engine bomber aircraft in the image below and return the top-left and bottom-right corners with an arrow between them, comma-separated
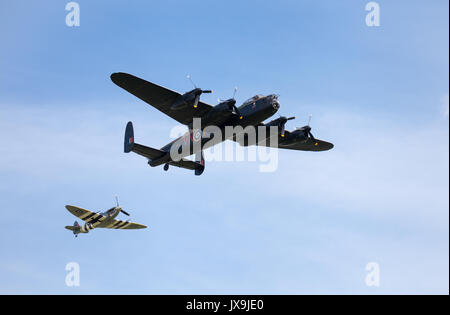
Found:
111,72 -> 333,175
65,198 -> 146,237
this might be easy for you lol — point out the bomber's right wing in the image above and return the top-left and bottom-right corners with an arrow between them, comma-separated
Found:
111,72 -> 213,125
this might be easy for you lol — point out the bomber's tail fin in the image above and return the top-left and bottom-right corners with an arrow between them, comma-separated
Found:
124,121 -> 135,153
123,121 -> 167,162
194,151 -> 205,176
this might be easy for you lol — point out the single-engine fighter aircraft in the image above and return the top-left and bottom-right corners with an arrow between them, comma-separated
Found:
111,72 -> 333,175
65,198 -> 147,237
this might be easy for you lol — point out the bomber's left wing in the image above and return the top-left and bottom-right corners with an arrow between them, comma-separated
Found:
111,72 -> 212,125
278,137 -> 334,151
234,130 -> 334,152
105,219 -> 147,230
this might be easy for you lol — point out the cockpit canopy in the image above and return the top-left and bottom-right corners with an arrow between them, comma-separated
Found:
106,207 -> 116,214
242,94 -> 265,106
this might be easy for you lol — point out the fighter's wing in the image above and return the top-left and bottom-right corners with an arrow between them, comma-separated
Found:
111,72 -> 213,125
105,219 -> 147,230
65,205 -> 107,227
65,205 -> 90,218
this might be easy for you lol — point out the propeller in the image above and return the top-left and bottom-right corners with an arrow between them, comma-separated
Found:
187,75 -> 213,108
278,116 -> 296,137
295,114 -> 318,146
219,87 -> 243,119
304,114 -> 315,140
232,86 -> 238,99
120,209 -> 130,216
186,74 -> 196,88
114,196 -> 130,216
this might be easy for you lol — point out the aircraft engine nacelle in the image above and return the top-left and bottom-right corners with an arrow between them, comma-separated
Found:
171,90 -> 198,110
204,100 -> 235,125
171,88 -> 212,110
279,128 -> 309,145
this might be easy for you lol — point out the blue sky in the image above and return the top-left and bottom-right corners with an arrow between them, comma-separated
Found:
0,0 -> 448,294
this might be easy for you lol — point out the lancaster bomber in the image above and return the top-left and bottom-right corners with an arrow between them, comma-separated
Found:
111,72 -> 333,175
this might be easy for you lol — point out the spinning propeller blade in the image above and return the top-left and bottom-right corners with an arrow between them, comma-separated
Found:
186,74 -> 196,88
305,114 -> 315,140
187,75 -> 213,108
193,94 -> 200,108
232,87 -> 243,119
114,196 -> 131,216
218,86 -> 242,119
279,116 -> 295,137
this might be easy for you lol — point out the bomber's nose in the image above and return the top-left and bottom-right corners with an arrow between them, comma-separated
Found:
269,94 -> 280,109
272,98 -> 280,109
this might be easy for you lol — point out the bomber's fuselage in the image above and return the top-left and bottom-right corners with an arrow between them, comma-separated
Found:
153,94 -> 280,166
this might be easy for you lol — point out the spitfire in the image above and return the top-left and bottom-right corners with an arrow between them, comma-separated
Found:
65,197 -> 146,237
111,72 -> 333,175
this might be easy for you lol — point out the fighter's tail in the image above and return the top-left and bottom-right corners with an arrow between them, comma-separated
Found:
65,221 -> 81,236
